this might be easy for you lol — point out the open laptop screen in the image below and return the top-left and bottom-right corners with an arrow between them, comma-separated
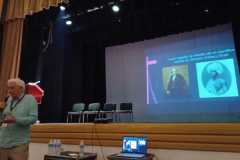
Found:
122,136 -> 147,154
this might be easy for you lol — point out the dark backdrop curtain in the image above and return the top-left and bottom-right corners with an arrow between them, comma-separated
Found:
20,9 -> 106,123
62,35 -> 106,118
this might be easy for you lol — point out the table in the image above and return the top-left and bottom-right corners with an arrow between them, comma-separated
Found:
44,151 -> 97,160
107,153 -> 154,160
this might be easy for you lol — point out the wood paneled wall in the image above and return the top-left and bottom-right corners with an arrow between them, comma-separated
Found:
31,123 -> 240,152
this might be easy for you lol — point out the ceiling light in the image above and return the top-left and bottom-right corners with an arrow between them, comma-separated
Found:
60,5 -> 66,11
66,20 -> 72,26
204,9 -> 209,13
112,5 -> 120,12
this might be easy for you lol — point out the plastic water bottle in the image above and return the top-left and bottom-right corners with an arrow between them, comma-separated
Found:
52,139 -> 56,155
79,140 -> 85,157
58,139 -> 62,155
48,139 -> 54,155
55,139 -> 61,155
53,139 -> 59,155
59,139 -> 62,154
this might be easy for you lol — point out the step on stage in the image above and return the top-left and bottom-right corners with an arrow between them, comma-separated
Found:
31,122 -> 240,152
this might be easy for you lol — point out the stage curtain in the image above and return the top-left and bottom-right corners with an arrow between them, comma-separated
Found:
0,0 -> 3,18
0,0 -> 68,101
0,19 -> 23,101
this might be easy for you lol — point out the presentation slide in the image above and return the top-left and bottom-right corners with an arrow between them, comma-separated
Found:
146,24 -> 240,120
106,24 -> 240,122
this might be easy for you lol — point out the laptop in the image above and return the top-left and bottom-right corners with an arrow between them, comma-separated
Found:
116,136 -> 148,158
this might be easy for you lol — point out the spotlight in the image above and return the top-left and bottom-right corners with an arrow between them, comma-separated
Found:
60,5 -> 66,11
112,5 -> 120,12
204,9 -> 209,13
66,20 -> 72,26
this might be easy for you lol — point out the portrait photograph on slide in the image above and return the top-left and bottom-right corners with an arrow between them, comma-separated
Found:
162,65 -> 189,98
197,59 -> 239,98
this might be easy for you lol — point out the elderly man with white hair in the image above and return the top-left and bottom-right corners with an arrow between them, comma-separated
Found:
0,78 -> 38,160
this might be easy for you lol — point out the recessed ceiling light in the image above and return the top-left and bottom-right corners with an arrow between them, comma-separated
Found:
66,20 -> 72,26
112,5 -> 120,12
60,5 -> 66,11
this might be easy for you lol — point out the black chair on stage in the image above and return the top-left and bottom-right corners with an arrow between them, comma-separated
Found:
116,103 -> 133,122
99,103 -> 117,121
67,103 -> 85,123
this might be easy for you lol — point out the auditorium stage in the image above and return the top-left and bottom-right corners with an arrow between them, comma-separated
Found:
31,123 -> 240,153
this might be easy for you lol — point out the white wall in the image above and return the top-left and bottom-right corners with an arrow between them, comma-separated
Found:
29,143 -> 240,160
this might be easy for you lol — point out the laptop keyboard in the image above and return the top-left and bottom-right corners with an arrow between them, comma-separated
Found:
117,153 -> 145,158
